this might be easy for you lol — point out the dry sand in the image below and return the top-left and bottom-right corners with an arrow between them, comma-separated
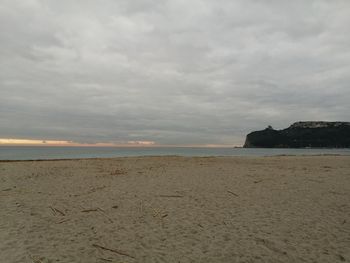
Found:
1,156 -> 349,263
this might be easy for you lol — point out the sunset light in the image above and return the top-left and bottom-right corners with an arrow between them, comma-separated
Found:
0,139 -> 74,146
0,138 -> 159,147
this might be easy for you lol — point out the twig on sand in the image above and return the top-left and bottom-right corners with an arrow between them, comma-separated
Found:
49,206 -> 65,216
98,257 -> 113,262
81,208 -> 99,213
55,219 -> 70,224
97,208 -> 114,223
93,244 -> 135,259
227,190 -> 239,197
81,207 -> 113,223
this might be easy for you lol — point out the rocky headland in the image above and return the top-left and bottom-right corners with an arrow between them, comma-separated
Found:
244,121 -> 350,148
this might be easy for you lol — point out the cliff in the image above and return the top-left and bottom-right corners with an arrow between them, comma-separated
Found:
243,121 -> 350,148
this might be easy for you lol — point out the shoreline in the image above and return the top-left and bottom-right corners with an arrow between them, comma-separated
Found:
1,147 -> 349,162
0,153 -> 349,162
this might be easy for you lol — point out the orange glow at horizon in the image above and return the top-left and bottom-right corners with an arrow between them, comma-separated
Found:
0,138 -> 73,145
0,138 -> 157,147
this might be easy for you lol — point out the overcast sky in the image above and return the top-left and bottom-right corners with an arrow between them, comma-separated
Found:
1,0 -> 349,146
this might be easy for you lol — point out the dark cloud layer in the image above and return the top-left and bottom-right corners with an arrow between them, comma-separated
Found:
1,0 -> 349,145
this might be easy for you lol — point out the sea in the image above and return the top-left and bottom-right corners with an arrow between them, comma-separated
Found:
0,146 -> 349,160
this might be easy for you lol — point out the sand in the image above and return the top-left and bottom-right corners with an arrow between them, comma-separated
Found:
0,156 -> 349,263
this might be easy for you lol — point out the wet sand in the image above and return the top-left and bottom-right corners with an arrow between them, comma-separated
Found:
1,156 -> 349,262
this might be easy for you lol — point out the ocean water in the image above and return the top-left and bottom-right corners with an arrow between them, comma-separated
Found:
0,146 -> 349,160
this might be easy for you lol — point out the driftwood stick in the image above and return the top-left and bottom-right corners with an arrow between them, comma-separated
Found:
54,208 -> 66,216
227,191 -> 239,197
92,244 -> 135,259
81,208 -> 99,213
55,219 -> 70,224
97,208 -> 114,223
50,206 -> 56,215
49,206 -> 65,216
98,257 -> 112,262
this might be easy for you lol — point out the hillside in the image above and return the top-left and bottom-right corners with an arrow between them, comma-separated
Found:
244,122 -> 350,148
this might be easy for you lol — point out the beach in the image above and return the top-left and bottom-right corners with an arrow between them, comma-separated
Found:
1,156 -> 349,263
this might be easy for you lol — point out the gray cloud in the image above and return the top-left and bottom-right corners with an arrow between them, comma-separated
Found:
1,0 -> 349,145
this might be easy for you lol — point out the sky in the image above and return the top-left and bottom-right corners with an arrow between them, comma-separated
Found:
0,0 -> 349,146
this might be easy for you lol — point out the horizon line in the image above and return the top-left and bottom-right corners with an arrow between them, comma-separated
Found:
0,138 -> 240,148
